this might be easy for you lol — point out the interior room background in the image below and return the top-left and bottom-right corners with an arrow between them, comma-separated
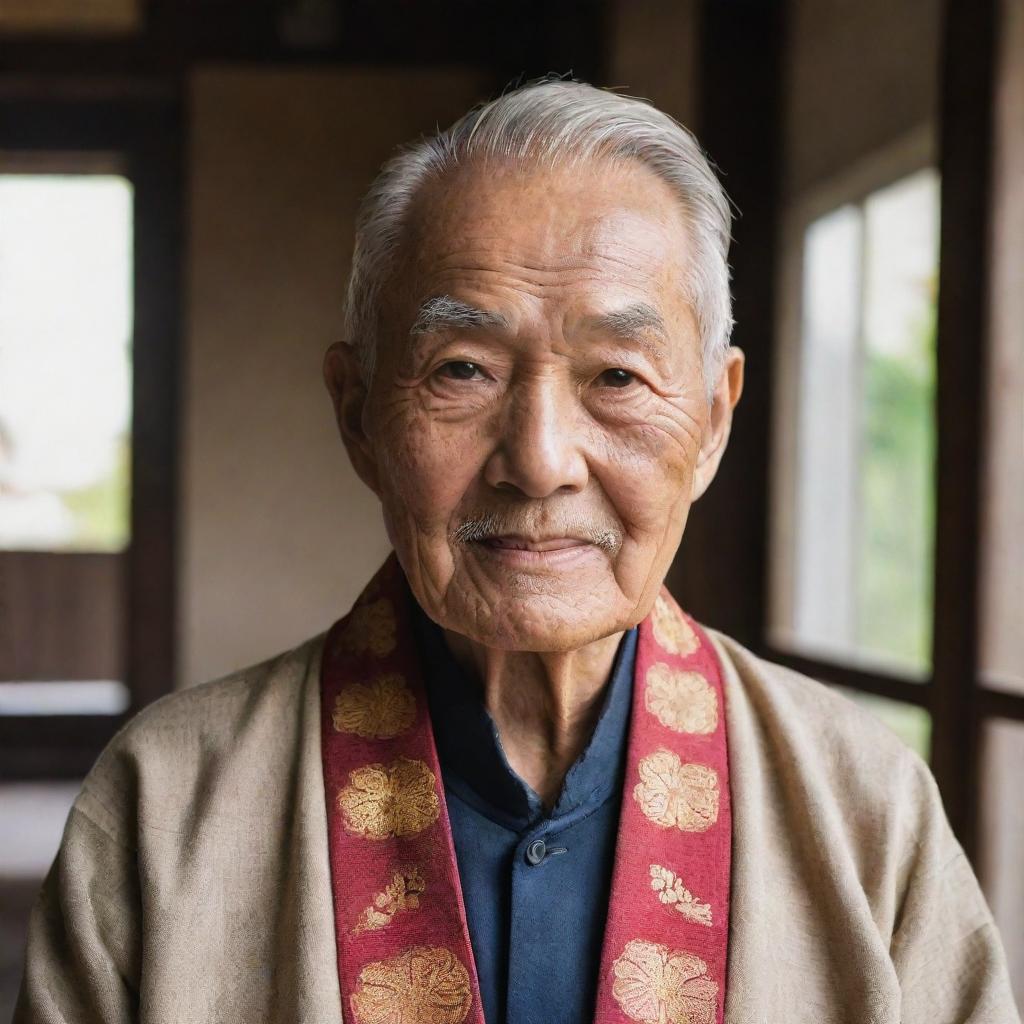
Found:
1,0 -> 1020,1017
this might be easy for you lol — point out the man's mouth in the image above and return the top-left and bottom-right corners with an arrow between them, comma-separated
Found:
481,535 -> 591,552
450,515 -> 622,557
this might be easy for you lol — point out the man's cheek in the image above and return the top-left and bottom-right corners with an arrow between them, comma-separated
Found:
601,443 -> 692,530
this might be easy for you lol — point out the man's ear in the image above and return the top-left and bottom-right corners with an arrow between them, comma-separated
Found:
323,341 -> 381,496
690,346 -> 745,502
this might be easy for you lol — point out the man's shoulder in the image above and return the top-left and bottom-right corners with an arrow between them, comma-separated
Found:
707,626 -> 914,743
703,626 -> 938,811
74,631 -> 329,845
123,631 -> 327,745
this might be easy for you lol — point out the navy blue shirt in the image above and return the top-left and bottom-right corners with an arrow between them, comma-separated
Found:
411,604 -> 638,1024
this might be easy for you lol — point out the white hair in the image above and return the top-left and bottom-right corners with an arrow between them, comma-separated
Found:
344,78 -> 735,399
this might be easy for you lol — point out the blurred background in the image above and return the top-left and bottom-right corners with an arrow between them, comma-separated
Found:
0,0 -> 1021,1015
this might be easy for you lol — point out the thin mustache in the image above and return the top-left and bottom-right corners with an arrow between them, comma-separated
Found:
450,512 -> 622,553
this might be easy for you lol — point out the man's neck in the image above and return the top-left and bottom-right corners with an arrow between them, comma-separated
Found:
440,628 -> 625,809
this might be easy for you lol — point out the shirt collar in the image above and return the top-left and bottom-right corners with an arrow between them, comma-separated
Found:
411,598 -> 637,830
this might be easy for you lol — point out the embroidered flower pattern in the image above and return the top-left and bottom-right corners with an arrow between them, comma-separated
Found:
612,939 -> 718,1024
651,595 -> 699,657
352,866 -> 427,934
649,864 -> 713,927
333,674 -> 417,740
644,664 -> 718,735
341,598 -> 398,658
633,749 -> 719,832
338,757 -> 440,840
349,945 -> 472,1024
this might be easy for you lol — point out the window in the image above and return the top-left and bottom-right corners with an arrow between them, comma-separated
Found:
783,169 -> 939,677
0,174 -> 133,555
694,0 -> 1022,998
770,155 -> 940,758
0,172 -> 133,719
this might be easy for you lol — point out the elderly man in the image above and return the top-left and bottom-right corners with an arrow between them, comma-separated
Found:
16,81 -> 1019,1024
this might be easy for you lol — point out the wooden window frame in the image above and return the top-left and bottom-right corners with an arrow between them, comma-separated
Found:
0,91 -> 183,780
680,0 -> 1024,869
0,3 -> 615,782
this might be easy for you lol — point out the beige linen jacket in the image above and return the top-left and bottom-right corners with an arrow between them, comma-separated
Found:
14,627 -> 1021,1024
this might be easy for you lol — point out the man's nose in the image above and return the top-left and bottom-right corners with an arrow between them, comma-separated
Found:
483,375 -> 589,498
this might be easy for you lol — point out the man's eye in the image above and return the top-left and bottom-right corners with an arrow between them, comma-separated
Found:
597,368 -> 636,388
437,361 -> 485,381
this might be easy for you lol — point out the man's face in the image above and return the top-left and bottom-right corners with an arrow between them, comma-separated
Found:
331,158 -> 740,651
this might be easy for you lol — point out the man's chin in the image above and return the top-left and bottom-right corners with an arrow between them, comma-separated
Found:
442,580 -> 625,654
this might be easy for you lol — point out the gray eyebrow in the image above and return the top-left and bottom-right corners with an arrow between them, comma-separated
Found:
409,295 -> 510,336
588,302 -> 670,344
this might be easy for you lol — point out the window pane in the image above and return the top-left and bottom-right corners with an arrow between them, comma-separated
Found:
857,170 -> 939,670
979,718 -> 1024,1007
0,175 -> 133,552
979,0 -> 1024,696
792,205 -> 863,656
781,170 -> 939,676
832,685 -> 931,759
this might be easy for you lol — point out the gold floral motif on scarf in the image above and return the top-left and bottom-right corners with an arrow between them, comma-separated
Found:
612,938 -> 718,1024
644,664 -> 718,735
333,674 -> 417,739
341,598 -> 398,658
633,749 -> 719,832
651,595 -> 700,657
338,757 -> 440,840
352,866 -> 426,934
649,864 -> 713,927
349,945 -> 472,1024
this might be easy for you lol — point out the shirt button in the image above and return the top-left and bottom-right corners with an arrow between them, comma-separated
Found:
525,839 -> 547,865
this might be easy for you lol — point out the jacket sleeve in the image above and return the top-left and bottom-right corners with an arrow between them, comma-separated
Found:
14,797 -> 141,1024
890,755 -> 1021,1024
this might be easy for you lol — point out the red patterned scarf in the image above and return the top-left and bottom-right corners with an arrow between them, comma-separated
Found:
320,556 -> 732,1023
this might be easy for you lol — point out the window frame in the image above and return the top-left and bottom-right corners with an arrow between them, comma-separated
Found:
765,0 -> 1024,866
0,93 -> 183,780
684,0 -> 1024,873
767,126 -> 939,687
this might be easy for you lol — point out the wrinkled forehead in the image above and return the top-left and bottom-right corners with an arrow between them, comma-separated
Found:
391,156 -> 697,329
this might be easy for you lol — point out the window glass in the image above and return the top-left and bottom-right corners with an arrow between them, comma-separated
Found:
978,0 -> 1024,697
979,718 -> 1024,1008
791,205 -> 863,657
858,171 -> 939,671
0,175 -> 133,552
782,169 -> 939,676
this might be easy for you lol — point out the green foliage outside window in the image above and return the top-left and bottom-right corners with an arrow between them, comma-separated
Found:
856,300 -> 937,673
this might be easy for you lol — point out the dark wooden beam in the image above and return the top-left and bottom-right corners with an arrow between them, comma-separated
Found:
0,0 -> 609,79
669,0 -> 785,646
126,96 -> 183,711
929,0 -> 999,863
759,646 -> 932,708
0,714 -> 125,779
979,686 -> 1024,724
